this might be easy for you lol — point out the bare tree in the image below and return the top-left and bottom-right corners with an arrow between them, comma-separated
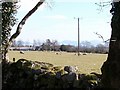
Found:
94,32 -> 110,43
51,40 -> 58,51
3,0 -> 45,62
95,0 -> 112,12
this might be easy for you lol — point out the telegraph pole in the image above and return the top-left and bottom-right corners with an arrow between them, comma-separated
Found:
78,18 -> 80,56
74,17 -> 81,56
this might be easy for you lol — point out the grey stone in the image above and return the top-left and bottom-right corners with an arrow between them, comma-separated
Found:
32,69 -> 46,75
61,72 -> 78,83
66,72 -> 78,82
56,71 -> 62,79
64,66 -> 78,73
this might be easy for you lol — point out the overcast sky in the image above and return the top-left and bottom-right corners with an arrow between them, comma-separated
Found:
11,0 -> 112,43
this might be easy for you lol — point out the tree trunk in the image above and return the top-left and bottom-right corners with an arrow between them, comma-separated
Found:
101,1 -> 120,88
2,0 -> 45,62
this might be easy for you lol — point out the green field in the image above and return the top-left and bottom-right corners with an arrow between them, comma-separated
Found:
8,51 -> 108,74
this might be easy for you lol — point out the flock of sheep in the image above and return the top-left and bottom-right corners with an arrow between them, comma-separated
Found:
19,50 -> 88,56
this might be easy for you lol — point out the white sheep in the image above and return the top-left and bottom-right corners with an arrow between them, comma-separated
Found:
20,51 -> 24,54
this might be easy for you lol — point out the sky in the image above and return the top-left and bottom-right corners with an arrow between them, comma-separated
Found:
11,0 -> 112,44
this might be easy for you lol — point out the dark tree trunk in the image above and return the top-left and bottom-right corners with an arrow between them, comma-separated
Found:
101,1 -> 120,88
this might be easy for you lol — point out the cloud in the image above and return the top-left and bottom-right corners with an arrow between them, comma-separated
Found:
44,15 -> 67,20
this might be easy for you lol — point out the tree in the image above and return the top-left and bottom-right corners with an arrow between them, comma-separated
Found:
80,41 -> 93,53
1,0 -> 19,62
59,44 -> 76,52
33,40 -> 38,47
60,44 -> 67,51
95,44 -> 106,53
45,39 -> 52,51
41,43 -> 47,51
33,39 -> 41,47
2,0 -> 45,62
101,1 -> 120,88
51,40 -> 59,51
16,40 -> 24,47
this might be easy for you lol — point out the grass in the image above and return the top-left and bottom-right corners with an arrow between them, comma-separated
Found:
8,51 -> 108,74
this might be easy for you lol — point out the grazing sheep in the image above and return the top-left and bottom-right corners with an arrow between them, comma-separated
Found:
20,51 -> 24,54
74,53 -> 82,55
56,53 -> 59,55
83,53 -> 87,55
55,52 -> 61,55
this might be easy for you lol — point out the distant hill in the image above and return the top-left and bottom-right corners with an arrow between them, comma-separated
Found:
60,40 -> 103,46
90,40 -> 103,46
60,40 -> 78,46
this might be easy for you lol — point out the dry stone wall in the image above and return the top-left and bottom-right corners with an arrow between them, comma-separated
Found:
2,59 -> 102,89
